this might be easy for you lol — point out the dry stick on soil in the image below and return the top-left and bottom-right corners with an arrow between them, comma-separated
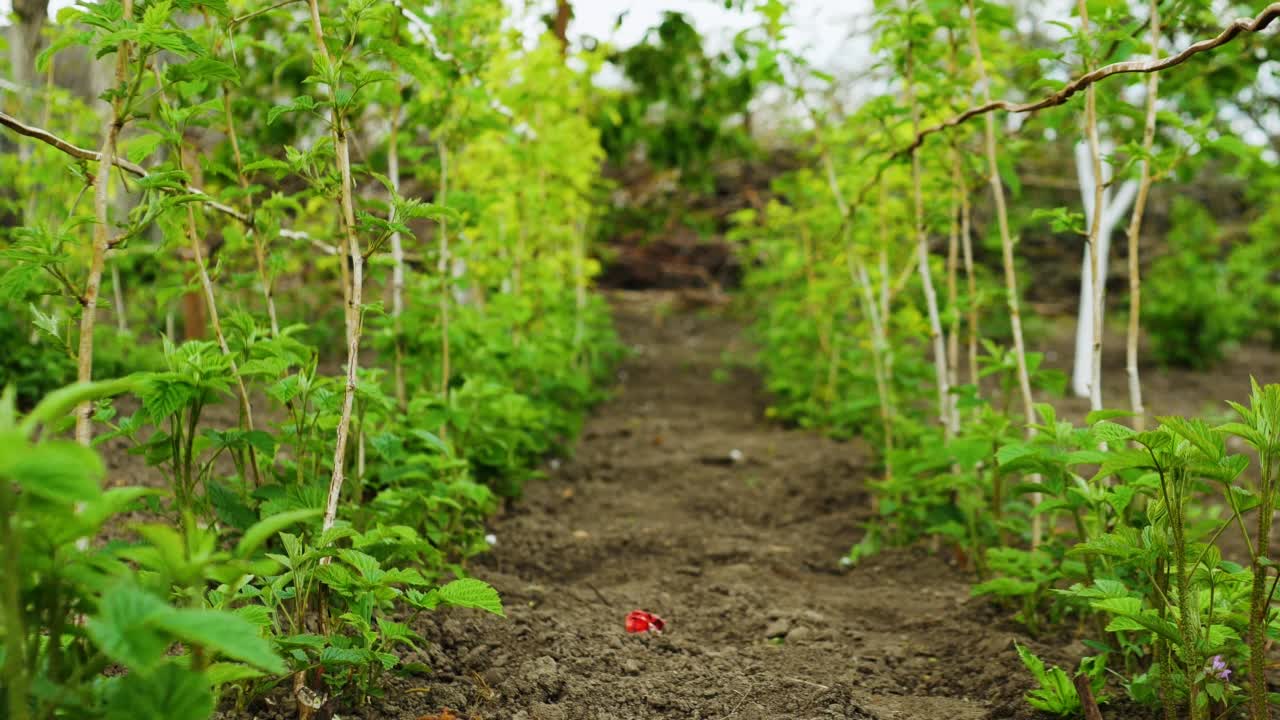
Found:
1125,0 -> 1159,434
904,39 -> 955,439
308,0 -> 365,538
1078,0 -> 1106,413
831,3 -> 1280,234
1073,673 -> 1106,720
966,0 -> 1039,545
0,109 -> 337,257
75,0 -> 134,445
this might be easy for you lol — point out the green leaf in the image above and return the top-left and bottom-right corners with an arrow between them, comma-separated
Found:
2,440 -> 103,504
87,584 -> 171,671
1092,421 -> 1136,445
320,646 -> 372,667
234,508 -> 323,559
1093,449 -> 1155,481
78,487 -> 164,535
996,442 -> 1035,467
267,96 -> 318,125
151,608 -> 287,674
166,57 -> 240,85
19,377 -> 138,437
1087,409 -> 1134,424
1160,416 -> 1224,460
103,661 -> 214,720
125,133 -> 167,164
436,578 -> 504,616
204,662 -> 266,686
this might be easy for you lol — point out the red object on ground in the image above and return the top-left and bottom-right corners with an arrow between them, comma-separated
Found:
625,610 -> 666,634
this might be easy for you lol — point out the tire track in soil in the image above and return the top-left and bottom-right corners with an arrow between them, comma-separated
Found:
394,293 -> 1044,720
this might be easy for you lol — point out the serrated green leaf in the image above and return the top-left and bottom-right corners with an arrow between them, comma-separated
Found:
151,608 -> 286,674
87,584 -> 171,671
235,508 -> 322,559
436,578 -> 504,616
103,661 -> 214,720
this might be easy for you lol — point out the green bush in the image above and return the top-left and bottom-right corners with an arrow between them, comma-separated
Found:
1144,198 -> 1253,368
0,311 -> 75,410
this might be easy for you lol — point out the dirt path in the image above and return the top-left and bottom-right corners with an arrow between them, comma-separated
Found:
390,293 -> 1062,720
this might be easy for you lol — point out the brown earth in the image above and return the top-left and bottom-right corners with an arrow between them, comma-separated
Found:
171,287 -> 1280,720
340,292 -> 1106,720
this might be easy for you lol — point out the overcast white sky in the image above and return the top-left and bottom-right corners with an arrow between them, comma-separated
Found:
2,0 -> 876,76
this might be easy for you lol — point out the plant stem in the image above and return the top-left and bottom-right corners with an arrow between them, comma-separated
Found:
573,216 -> 588,356
154,66 -> 261,487
903,37 -> 954,440
437,138 -> 451,432
222,86 -> 280,337
946,166 -> 960,408
309,0 -> 366,534
956,154 -> 979,385
816,129 -> 894,485
966,0 -> 1041,545
1126,0 -> 1159,432
0,483 -> 29,720
110,263 -> 129,334
388,71 -> 407,410
1249,455 -> 1275,720
75,0 -> 134,445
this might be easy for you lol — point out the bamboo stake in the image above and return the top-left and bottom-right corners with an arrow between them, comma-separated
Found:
966,0 -> 1040,544
1125,0 -> 1159,433
75,0 -> 134,446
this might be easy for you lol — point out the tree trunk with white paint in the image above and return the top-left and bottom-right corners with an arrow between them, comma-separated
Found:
1070,141 -> 1138,400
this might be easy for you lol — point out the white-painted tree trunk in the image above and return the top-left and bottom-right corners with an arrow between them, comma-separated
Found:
1070,141 -> 1139,399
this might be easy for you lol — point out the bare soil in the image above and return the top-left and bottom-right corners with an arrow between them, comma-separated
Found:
347,292 -> 1099,720
147,288 -> 1280,720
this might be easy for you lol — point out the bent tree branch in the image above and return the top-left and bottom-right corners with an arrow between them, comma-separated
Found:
0,109 -> 336,255
898,2 -> 1280,158
840,2 -> 1280,219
